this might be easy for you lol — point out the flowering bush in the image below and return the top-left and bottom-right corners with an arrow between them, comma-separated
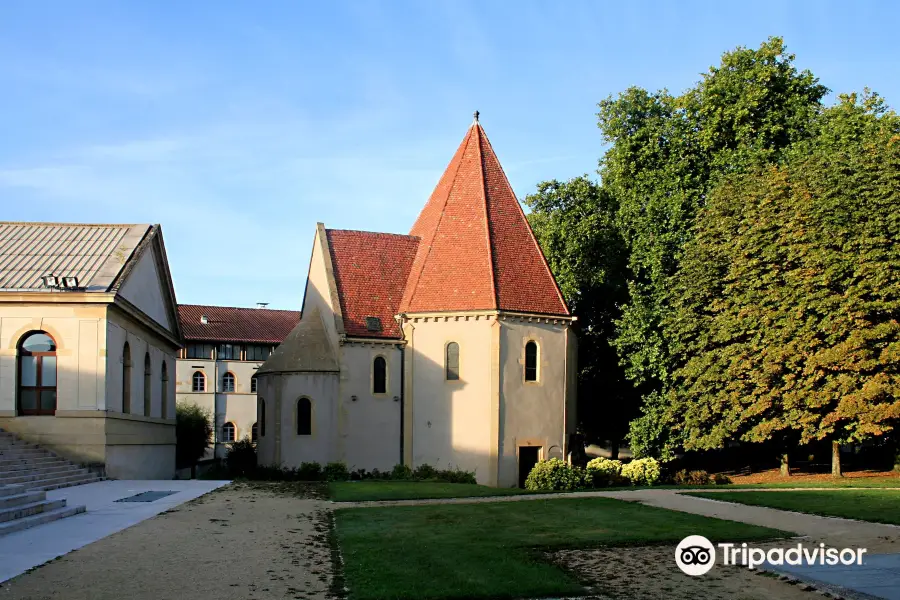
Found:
524,458 -> 586,491
620,457 -> 661,486
586,457 -> 624,487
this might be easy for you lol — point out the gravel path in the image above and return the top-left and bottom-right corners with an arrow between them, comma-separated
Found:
0,482 -> 336,600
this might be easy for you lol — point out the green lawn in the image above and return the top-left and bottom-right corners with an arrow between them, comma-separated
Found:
684,489 -> 900,525
727,476 -> 900,489
328,481 -> 532,502
334,497 -> 791,600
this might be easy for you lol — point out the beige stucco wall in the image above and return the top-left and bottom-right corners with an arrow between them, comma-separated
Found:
0,303 -> 108,414
117,247 -> 173,331
256,372 -> 340,468
497,318 -> 573,488
404,314 -> 496,484
339,344 -> 402,471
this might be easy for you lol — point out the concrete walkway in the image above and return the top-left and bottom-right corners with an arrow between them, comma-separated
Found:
0,479 -> 229,583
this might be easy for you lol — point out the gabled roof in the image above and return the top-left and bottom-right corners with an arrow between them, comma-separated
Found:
0,222 -> 150,292
325,229 -> 419,339
178,304 -> 301,344
256,305 -> 339,374
399,121 -> 570,316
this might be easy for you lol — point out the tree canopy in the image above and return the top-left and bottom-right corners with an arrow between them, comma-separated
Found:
653,92 -> 900,457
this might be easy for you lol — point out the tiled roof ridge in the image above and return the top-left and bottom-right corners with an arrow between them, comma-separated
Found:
0,221 -> 145,228
478,125 -> 570,316
400,125 -> 476,312
475,123 -> 499,309
180,303 -> 300,314
323,228 -> 419,240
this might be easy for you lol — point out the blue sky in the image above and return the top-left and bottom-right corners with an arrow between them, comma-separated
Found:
1,1 -> 897,310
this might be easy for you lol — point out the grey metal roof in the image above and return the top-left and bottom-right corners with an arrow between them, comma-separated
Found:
256,305 -> 340,374
0,222 -> 150,292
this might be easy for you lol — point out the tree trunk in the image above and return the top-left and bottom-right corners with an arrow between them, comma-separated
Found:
610,440 -> 620,461
832,442 -> 843,477
780,453 -> 791,477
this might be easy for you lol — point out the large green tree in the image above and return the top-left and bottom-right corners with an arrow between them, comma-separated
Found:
526,177 -> 636,452
656,92 -> 900,472
600,37 -> 828,394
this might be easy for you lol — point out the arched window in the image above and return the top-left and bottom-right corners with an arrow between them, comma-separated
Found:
122,342 -> 132,413
161,361 -> 169,419
222,372 -> 235,393
192,371 -> 206,392
446,342 -> 460,381
258,397 -> 266,437
222,422 -> 236,443
297,397 -> 312,436
143,352 -> 152,417
525,341 -> 538,382
373,356 -> 387,394
251,422 -> 258,442
17,331 -> 57,415
250,375 -> 258,394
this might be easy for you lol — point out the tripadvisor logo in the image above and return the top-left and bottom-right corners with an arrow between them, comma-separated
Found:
675,535 -> 716,576
675,535 -> 868,576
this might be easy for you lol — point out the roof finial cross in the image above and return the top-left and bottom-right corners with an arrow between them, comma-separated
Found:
473,110 -> 480,123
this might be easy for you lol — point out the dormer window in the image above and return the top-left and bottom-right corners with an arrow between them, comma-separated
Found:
365,317 -> 382,332
200,315 -> 209,325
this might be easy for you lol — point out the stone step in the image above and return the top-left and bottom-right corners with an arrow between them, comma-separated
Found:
0,485 -> 26,499
0,498 -> 66,523
0,504 -> 86,537
0,468 -> 90,486
29,473 -> 103,492
0,456 -> 66,468
0,463 -> 87,478
0,490 -> 47,509
0,449 -> 54,459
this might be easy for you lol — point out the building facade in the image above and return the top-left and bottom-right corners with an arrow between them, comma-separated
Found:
0,222 -> 181,479
175,304 -> 300,459
256,117 -> 578,487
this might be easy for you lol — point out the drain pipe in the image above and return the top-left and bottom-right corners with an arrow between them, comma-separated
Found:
398,344 -> 405,465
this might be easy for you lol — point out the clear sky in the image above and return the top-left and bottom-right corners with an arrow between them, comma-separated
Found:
1,1 -> 897,310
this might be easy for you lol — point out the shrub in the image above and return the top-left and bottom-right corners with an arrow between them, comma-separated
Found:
620,457 -> 661,486
672,469 -> 712,486
713,473 -> 733,485
297,461 -> 324,481
324,461 -> 349,482
436,467 -> 476,484
585,457 -> 624,487
176,403 -> 213,469
524,458 -> 586,492
413,464 -> 439,480
349,468 -> 367,481
391,463 -> 413,480
225,438 -> 257,477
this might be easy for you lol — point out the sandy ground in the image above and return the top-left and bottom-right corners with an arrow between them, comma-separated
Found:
555,545 -> 823,600
0,482 -> 335,600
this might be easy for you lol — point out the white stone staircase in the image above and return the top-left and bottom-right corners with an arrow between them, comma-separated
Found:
0,429 -> 104,536
0,430 -> 105,492
0,484 -> 85,536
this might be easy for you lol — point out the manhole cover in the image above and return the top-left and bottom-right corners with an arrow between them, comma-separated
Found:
115,491 -> 177,503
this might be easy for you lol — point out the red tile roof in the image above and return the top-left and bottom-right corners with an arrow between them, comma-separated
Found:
178,304 -> 301,344
326,229 -> 420,338
400,122 -> 570,316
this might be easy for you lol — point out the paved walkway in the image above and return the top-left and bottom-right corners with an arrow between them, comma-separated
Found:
0,479 -> 229,583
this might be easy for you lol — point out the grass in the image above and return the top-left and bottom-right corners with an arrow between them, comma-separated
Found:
334,497 -> 791,600
328,481 -> 531,502
684,489 -> 900,525
726,476 -> 900,489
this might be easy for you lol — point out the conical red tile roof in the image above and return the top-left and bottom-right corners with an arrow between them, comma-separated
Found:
399,120 -> 569,316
